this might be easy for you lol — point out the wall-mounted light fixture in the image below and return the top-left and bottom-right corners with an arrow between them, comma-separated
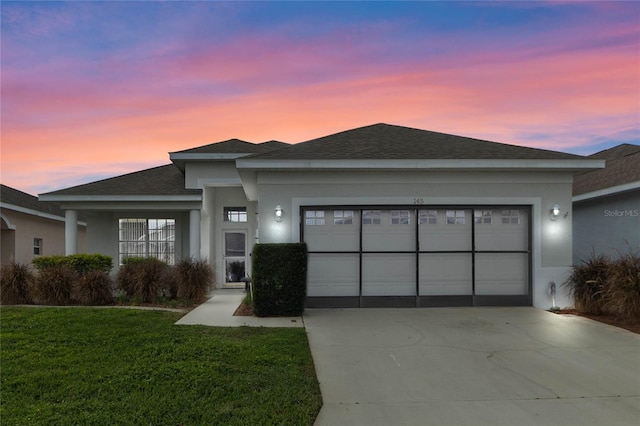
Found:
550,204 -> 561,221
274,205 -> 283,222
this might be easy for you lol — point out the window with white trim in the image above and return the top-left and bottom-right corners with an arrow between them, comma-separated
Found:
446,210 -> 466,225
305,210 -> 325,226
391,210 -> 410,225
119,218 -> 176,264
501,210 -> 520,224
419,210 -> 437,225
362,210 -> 381,225
334,210 -> 354,225
474,210 -> 492,224
223,207 -> 247,222
33,238 -> 42,255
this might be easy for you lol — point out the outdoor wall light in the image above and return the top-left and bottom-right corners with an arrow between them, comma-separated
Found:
550,204 -> 561,221
274,205 -> 283,222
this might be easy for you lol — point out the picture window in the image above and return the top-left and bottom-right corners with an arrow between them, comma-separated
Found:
119,218 -> 176,264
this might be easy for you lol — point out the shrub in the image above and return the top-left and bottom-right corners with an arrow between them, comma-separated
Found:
252,243 -> 307,317
603,251 -> 640,319
116,257 -> 171,303
0,261 -> 34,305
34,264 -> 75,305
32,254 -> 113,275
174,258 -> 214,303
563,253 -> 610,315
75,270 -> 114,306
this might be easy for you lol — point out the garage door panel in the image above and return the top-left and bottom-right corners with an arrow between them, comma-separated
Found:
419,254 -> 472,295
362,254 -> 415,296
419,209 -> 472,251
475,253 -> 528,295
305,210 -> 360,251
307,254 -> 359,297
475,209 -> 528,251
362,210 -> 415,251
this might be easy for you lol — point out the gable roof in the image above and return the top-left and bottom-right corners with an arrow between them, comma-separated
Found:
1,184 -> 65,217
39,164 -> 201,200
573,143 -> 640,199
173,139 -> 288,155
247,123 -> 585,161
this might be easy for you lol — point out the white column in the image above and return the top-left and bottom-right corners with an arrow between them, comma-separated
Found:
189,209 -> 201,260
65,210 -> 78,255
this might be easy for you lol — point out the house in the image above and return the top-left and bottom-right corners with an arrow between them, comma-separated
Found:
572,144 -> 640,263
1,184 -> 86,266
40,123 -> 603,309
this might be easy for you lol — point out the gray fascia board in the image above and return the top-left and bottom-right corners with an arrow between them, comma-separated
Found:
0,203 -> 86,225
39,195 -> 202,203
235,158 -> 605,171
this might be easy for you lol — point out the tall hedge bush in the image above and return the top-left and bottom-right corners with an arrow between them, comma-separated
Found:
252,243 -> 307,317
32,254 -> 113,275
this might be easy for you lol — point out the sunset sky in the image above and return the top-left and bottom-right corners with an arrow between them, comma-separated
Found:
2,1 -> 639,196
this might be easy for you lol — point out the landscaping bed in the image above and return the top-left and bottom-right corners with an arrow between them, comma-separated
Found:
553,309 -> 640,334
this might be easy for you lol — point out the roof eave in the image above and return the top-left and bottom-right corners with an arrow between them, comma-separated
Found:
39,194 -> 202,203
573,181 -> 640,202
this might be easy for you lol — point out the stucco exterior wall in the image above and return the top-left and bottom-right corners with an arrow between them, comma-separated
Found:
573,190 -> 640,263
254,170 -> 576,309
185,162 -> 242,189
0,209 -> 86,266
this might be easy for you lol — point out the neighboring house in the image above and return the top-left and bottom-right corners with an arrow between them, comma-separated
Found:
1,184 -> 86,266
572,144 -> 640,263
40,123 -> 603,309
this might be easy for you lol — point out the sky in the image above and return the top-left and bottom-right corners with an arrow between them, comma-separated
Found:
1,1 -> 639,196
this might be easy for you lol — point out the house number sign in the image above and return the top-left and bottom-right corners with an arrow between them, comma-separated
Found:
413,197 -> 425,205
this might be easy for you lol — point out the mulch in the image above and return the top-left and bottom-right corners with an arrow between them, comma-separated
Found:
233,303 -> 254,316
553,309 -> 640,334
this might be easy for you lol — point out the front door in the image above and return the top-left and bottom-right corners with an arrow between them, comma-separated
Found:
224,231 -> 247,286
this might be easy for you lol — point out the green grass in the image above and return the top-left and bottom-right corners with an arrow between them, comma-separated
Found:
0,308 -> 322,425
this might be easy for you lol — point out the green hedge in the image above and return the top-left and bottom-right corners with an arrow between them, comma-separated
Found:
32,254 -> 113,275
252,243 -> 307,317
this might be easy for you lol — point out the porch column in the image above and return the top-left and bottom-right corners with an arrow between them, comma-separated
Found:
189,209 -> 201,260
65,210 -> 78,255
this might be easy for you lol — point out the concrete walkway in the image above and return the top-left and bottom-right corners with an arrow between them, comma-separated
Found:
305,307 -> 640,426
174,289 -> 303,327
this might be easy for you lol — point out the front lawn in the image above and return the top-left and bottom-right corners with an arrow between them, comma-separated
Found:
0,308 -> 322,425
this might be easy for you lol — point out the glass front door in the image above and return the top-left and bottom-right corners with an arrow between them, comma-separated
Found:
224,231 -> 246,284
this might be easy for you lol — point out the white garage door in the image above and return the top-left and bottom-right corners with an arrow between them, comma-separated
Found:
304,206 -> 530,307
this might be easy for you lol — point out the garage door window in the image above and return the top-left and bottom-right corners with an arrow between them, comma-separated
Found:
446,210 -> 466,225
363,210 -> 381,225
474,210 -> 492,224
419,210 -> 437,225
334,210 -> 354,225
391,210 -> 410,225
306,210 -> 325,225
501,210 -> 520,224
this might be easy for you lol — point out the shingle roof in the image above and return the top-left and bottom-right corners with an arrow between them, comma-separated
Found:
248,123 -> 586,161
573,144 -> 640,196
40,165 -> 201,197
1,184 -> 65,216
172,139 -> 288,154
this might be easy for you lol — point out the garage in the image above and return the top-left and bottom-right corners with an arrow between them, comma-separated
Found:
303,206 -> 531,307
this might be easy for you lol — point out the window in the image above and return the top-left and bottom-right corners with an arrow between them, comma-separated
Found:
501,210 -> 520,224
474,210 -> 492,224
334,210 -> 354,225
391,210 -> 410,225
305,210 -> 325,226
223,207 -> 247,222
419,210 -> 437,225
33,238 -> 42,255
446,210 -> 466,225
362,210 -> 381,225
119,218 -> 176,264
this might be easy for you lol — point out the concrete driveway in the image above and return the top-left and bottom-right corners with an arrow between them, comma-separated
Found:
304,307 -> 640,426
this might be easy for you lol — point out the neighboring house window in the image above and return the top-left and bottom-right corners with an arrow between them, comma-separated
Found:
391,210 -> 410,225
362,210 -> 381,225
305,210 -> 325,225
419,210 -> 437,225
474,210 -> 492,224
223,207 -> 247,222
334,210 -> 354,225
33,238 -> 42,255
501,210 -> 520,224
446,210 -> 466,225
119,219 -> 176,264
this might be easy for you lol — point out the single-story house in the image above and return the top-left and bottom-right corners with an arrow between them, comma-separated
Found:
40,123 -> 604,309
1,184 -> 86,266
572,143 -> 640,263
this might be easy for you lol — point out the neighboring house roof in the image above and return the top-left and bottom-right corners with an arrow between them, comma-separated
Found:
247,123 -> 586,161
573,143 -> 640,200
1,183 -> 69,216
172,139 -> 288,154
40,164 -> 201,199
